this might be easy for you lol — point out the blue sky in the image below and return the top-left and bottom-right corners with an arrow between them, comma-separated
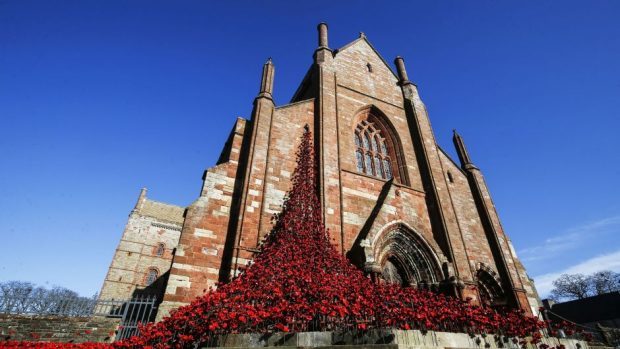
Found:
1,1 -> 618,297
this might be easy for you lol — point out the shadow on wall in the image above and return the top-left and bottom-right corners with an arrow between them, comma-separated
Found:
131,269 -> 170,303
346,179 -> 393,267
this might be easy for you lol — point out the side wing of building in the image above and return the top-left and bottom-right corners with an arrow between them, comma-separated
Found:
99,189 -> 184,301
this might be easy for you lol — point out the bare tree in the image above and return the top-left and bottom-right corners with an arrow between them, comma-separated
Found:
550,273 -> 591,301
549,271 -> 620,301
0,281 -> 93,315
0,281 -> 35,313
588,270 -> 620,295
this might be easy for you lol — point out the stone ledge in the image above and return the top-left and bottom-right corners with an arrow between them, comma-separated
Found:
202,330 -> 588,349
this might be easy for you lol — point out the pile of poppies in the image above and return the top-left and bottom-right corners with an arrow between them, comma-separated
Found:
1,128 -> 574,349
0,343 -> 110,349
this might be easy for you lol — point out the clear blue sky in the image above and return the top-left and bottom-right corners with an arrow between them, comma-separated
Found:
1,1 -> 619,297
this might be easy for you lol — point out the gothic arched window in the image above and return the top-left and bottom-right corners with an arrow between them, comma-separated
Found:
145,268 -> 158,286
354,120 -> 393,180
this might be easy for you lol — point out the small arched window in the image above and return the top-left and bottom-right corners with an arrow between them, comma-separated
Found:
155,243 -> 165,257
145,268 -> 158,286
354,120 -> 393,180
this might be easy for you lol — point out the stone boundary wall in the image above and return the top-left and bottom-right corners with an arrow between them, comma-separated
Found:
211,330 -> 588,349
0,314 -> 119,343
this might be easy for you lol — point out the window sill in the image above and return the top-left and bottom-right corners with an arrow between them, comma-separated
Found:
340,169 -> 425,195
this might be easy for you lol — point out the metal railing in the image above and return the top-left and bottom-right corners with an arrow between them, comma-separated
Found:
0,293 -> 158,341
1,293 -> 95,317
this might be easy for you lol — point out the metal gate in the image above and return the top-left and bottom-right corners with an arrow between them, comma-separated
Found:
0,292 -> 158,341
96,295 -> 158,340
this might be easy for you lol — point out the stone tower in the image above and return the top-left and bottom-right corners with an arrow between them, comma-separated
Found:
100,24 -> 541,319
99,188 -> 184,301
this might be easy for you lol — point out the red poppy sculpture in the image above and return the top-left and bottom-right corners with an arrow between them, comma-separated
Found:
113,127 -> 547,348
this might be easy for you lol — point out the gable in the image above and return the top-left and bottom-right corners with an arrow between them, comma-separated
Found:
333,38 -> 402,106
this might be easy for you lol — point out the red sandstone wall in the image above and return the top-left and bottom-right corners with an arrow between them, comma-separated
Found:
438,151 -> 496,276
154,34 -> 539,316
244,100 -> 315,249
158,119 -> 247,318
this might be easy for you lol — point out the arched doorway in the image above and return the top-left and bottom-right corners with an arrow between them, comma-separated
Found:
372,225 -> 442,288
381,256 -> 408,286
476,266 -> 506,307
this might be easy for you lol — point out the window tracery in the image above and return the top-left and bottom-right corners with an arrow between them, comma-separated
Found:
354,120 -> 393,180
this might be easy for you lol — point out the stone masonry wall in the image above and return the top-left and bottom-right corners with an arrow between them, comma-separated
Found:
331,39 -> 474,292
331,39 -> 427,253
236,99 -> 315,260
0,314 -> 119,343
214,329 -> 587,349
438,151 -> 497,280
120,28 -> 541,318
99,197 -> 183,301
158,118 -> 247,318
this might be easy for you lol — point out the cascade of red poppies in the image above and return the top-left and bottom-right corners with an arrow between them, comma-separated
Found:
2,128 -> 578,349
108,127 -> 547,348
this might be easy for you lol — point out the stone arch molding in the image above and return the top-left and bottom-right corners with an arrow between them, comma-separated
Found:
362,221 -> 448,287
475,262 -> 506,306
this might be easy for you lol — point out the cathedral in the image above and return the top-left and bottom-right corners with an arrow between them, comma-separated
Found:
99,24 -> 541,319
